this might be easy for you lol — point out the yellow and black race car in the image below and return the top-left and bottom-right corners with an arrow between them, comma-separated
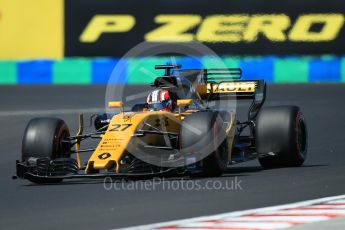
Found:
14,65 -> 308,183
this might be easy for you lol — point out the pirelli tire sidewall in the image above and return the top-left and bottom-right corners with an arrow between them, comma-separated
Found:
22,117 -> 71,161
180,111 -> 228,176
255,106 -> 308,168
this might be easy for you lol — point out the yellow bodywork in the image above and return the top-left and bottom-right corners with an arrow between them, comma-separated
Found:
86,111 -> 183,173
85,104 -> 236,173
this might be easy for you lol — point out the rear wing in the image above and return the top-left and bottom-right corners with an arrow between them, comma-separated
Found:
176,68 -> 266,120
176,68 -> 265,98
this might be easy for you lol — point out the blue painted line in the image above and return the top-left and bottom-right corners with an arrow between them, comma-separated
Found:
108,58 -> 129,84
239,57 -> 274,82
178,56 -> 203,69
309,58 -> 341,82
17,60 -> 52,84
4,56 -> 345,84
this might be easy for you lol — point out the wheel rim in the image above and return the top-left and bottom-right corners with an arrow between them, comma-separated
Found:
54,124 -> 71,158
297,118 -> 307,158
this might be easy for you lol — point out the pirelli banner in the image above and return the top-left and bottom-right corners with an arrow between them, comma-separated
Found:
66,0 -> 345,57
1,0 -> 345,58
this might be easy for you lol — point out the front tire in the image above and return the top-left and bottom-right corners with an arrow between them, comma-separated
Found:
180,111 -> 228,176
22,118 -> 71,183
255,106 -> 308,168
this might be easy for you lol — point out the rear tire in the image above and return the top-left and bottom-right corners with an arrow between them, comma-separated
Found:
255,106 -> 308,168
22,118 -> 71,183
180,111 -> 228,176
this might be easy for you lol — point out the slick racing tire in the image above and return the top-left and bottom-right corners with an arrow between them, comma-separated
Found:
22,118 -> 71,183
180,111 -> 228,177
255,106 -> 308,168
22,118 -> 71,161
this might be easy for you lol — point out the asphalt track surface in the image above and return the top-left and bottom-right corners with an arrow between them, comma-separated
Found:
0,84 -> 345,230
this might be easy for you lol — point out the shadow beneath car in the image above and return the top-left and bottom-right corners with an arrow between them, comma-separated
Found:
226,166 -> 263,174
299,164 -> 328,168
260,164 -> 328,171
23,173 -> 249,186
22,164 -> 327,187
224,163 -> 327,174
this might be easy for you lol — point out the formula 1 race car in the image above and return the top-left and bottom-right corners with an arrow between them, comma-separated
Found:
14,64 -> 308,183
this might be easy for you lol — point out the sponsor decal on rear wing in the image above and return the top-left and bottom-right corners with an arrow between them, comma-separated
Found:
207,81 -> 257,94
186,68 -> 263,99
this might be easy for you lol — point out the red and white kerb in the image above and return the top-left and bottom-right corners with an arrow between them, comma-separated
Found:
120,195 -> 345,230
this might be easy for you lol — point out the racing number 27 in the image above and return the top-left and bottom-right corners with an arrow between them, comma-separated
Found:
110,124 -> 132,131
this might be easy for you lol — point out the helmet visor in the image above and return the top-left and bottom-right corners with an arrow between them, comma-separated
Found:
148,100 -> 170,111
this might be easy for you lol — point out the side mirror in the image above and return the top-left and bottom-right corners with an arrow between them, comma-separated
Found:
108,101 -> 124,110
177,99 -> 192,113
177,99 -> 192,107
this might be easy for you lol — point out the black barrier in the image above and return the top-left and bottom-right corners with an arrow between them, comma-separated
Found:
65,0 -> 345,56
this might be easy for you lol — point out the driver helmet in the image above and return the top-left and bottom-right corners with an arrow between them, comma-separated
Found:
147,89 -> 173,112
